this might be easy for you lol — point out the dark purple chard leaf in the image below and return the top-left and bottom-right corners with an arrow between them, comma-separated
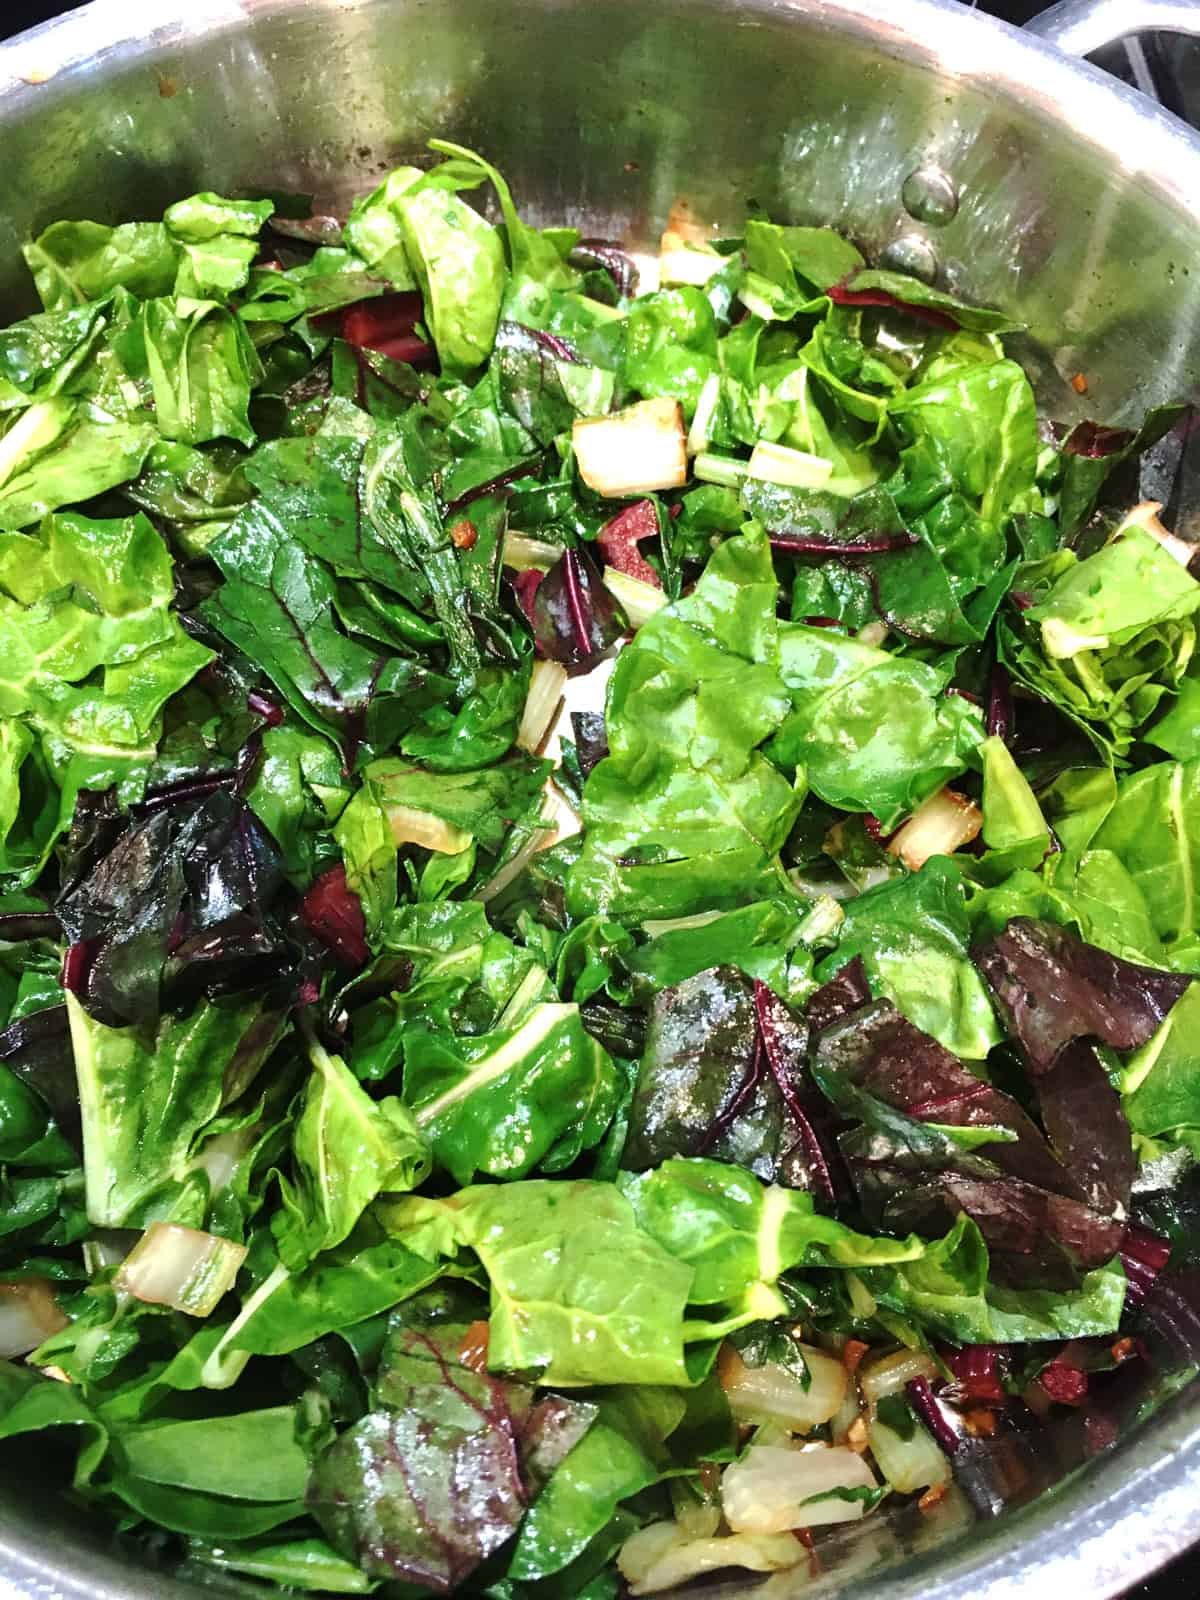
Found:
810,999 -> 1082,1201
623,967 -> 800,1185
570,711 -> 609,781
942,1175 -> 1124,1273
1036,1041 -> 1135,1214
0,908 -> 61,942
308,1325 -> 527,1592
1058,404 -> 1185,539
533,548 -> 628,675
300,865 -> 369,969
804,956 -> 871,1034
56,790 -> 296,1026
753,980 -> 838,1204
986,661 -> 1014,743
973,918 -> 1190,1074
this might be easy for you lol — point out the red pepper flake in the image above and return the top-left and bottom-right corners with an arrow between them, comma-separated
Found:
1071,372 -> 1089,395
458,1320 -> 490,1375
449,519 -> 478,551
1111,1337 -> 1137,1365
842,1339 -> 870,1375
1039,1362 -> 1088,1406
918,1483 -> 949,1512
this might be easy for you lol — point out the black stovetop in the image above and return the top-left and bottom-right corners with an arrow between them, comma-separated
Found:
2,0 -> 1198,1595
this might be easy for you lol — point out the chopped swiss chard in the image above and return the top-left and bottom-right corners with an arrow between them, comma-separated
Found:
973,917 -> 1190,1073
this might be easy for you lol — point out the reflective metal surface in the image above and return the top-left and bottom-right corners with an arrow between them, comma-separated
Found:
1028,0 -> 1200,55
1,1 -> 1200,1596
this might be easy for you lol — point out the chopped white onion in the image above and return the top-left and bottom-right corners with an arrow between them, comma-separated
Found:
887,787 -> 982,871
603,568 -> 668,629
115,1222 -> 247,1318
386,803 -> 472,855
516,660 -> 568,754
0,1280 -> 68,1358
747,440 -> 834,491
721,1343 -> 847,1431
867,1413 -> 951,1495
573,399 -> 688,498
829,1383 -> 864,1446
723,1443 -> 880,1534
1117,500 -> 1196,568
859,1348 -> 938,1404
618,1519 -> 804,1596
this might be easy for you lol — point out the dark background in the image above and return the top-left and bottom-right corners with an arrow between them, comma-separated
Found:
0,0 -> 1196,1595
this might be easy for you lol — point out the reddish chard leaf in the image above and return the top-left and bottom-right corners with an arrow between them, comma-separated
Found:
1036,1041 -> 1135,1214
754,980 -> 838,1204
56,789 -> 294,1026
301,865 -> 370,969
623,967 -> 798,1185
308,1326 -> 528,1591
804,956 -> 872,1034
532,548 -> 627,674
596,500 -> 662,588
809,998 -> 1125,1283
340,292 -> 434,365
973,918 -> 1189,1073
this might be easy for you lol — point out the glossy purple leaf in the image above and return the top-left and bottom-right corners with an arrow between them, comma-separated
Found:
973,918 -> 1189,1073
753,980 -> 838,1204
515,1393 -> 597,1497
811,999 -> 1082,1200
804,957 -> 871,1034
942,1175 -> 1124,1272
624,967 -> 810,1187
301,865 -> 370,969
532,548 -> 627,676
827,283 -> 958,331
1120,1224 -> 1172,1312
0,1005 -> 80,1150
1062,421 -> 1136,459
596,500 -> 662,588
308,1326 -> 527,1592
1037,1040 -> 1135,1214
55,789 -> 294,1026
569,711 -> 609,781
